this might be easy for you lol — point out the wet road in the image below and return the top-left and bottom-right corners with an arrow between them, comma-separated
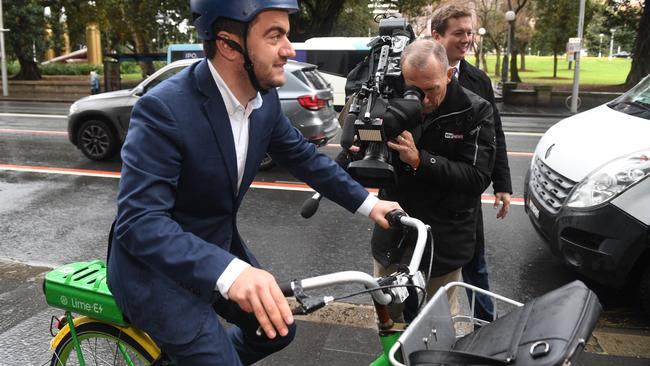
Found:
0,102 -> 648,364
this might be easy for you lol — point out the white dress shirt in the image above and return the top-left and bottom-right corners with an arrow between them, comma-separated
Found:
207,61 -> 378,298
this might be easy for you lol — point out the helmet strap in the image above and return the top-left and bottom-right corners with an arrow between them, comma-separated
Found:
214,32 -> 267,94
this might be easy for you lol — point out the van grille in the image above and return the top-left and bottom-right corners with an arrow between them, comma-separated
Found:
530,158 -> 576,214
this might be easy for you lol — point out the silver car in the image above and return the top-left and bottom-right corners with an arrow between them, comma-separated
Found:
67,59 -> 339,169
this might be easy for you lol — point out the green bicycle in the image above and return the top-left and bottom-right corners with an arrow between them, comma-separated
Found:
43,210 -> 598,365
43,210 -> 435,365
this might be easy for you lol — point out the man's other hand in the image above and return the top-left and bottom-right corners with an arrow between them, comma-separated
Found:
494,192 -> 511,219
370,200 -> 403,229
228,267 -> 294,339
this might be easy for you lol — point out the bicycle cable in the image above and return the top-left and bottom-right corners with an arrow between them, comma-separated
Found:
332,283 -> 427,310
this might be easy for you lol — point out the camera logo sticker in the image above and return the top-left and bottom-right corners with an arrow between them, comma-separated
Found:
444,132 -> 464,140
60,296 -> 68,306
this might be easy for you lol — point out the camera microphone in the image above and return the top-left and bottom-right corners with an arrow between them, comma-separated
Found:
340,111 -> 357,150
300,192 -> 322,218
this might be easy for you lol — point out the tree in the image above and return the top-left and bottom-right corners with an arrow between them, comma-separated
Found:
4,0 -> 47,80
626,0 -> 649,87
504,0 -> 530,83
291,0 -> 348,41
332,0 -> 377,37
533,0 -> 580,78
474,0 -> 506,76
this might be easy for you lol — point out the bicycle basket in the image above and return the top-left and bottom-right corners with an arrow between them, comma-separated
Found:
43,260 -> 128,326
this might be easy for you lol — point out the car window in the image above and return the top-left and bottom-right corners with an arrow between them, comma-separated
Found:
608,75 -> 650,120
143,66 -> 186,94
292,68 -> 329,90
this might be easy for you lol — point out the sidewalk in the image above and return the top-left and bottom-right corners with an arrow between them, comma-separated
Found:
255,317 -> 650,366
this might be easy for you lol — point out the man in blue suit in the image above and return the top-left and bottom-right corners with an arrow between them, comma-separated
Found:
107,1 -> 401,365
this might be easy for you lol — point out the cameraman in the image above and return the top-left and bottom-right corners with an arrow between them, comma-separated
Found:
372,39 -> 496,321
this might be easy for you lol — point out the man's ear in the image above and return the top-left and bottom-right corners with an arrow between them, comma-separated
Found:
215,31 -> 241,61
446,67 -> 453,83
431,30 -> 442,40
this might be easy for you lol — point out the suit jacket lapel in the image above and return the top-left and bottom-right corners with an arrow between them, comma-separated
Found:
194,59 -> 238,198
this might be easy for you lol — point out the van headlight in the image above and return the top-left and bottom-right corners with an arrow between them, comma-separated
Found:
566,148 -> 650,208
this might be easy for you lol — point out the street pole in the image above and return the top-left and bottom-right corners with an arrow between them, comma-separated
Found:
501,11 -> 515,85
0,0 -> 8,97
608,29 -> 615,60
598,33 -> 604,58
570,0 -> 586,114
477,27 -> 486,71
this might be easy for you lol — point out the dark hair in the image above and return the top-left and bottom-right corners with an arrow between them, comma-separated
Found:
430,4 -> 473,36
202,17 -> 248,59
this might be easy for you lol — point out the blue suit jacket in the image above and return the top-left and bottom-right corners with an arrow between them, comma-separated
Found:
107,59 -> 369,345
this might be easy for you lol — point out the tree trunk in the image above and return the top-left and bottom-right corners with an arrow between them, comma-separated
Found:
482,52 -> 489,73
568,61 -> 573,70
12,58 -> 41,80
132,32 -> 155,77
520,47 -> 526,71
625,2 -> 650,87
553,51 -> 558,78
494,49 -> 501,78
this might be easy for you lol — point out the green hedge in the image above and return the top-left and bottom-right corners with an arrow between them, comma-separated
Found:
40,63 -> 104,75
6,60 -> 170,77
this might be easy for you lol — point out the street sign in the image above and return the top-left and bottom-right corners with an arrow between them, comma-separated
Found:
567,37 -> 582,53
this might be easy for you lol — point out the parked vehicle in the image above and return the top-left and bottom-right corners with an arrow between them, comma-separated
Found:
524,74 -> 650,312
67,59 -> 339,169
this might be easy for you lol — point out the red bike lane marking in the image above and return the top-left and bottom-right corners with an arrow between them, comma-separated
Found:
0,163 -> 525,205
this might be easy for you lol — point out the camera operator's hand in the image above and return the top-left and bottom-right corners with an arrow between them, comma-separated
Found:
370,199 -> 403,229
387,131 -> 420,170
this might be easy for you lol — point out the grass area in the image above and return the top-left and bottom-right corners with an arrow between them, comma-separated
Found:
472,55 -> 631,86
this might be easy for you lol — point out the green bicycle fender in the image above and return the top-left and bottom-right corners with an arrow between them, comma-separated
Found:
50,316 -> 161,360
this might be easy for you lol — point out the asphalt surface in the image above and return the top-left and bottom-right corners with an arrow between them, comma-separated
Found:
1,100 -> 649,365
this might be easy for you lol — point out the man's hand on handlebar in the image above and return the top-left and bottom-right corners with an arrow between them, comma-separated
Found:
228,267 -> 294,339
370,200 -> 403,229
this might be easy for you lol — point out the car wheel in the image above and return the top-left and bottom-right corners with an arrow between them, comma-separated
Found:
639,262 -> 650,314
259,153 -> 275,171
77,119 -> 118,161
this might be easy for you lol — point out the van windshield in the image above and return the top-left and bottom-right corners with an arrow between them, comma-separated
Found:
608,75 -> 650,120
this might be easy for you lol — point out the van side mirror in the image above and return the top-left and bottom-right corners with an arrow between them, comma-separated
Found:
133,85 -> 144,96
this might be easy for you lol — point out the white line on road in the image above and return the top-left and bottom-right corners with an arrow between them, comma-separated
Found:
504,131 -> 544,137
0,112 -> 67,119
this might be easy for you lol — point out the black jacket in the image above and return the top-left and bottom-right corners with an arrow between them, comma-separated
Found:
372,78 -> 496,276
458,59 -> 512,194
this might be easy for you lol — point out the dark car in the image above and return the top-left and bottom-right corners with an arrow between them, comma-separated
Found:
67,59 -> 339,169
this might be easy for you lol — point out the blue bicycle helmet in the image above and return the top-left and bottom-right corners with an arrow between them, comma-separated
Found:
191,0 -> 299,41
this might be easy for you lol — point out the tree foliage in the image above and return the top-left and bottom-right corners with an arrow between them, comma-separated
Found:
626,0 -> 649,87
532,0 -> 581,78
4,0 -> 48,80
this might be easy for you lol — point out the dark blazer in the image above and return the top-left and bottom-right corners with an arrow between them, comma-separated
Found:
107,59 -> 369,345
458,59 -> 512,194
372,79 -> 496,276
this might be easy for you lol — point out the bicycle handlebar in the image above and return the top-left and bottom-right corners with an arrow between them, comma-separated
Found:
279,210 -> 428,305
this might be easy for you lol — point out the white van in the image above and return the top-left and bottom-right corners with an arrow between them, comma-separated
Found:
524,74 -> 650,312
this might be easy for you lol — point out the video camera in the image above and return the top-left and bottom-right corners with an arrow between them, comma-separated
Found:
300,17 -> 423,219
339,17 -> 423,189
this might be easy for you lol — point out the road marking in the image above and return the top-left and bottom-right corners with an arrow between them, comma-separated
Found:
0,112 -> 67,119
0,163 -> 525,205
0,128 -> 67,136
504,131 -> 544,137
